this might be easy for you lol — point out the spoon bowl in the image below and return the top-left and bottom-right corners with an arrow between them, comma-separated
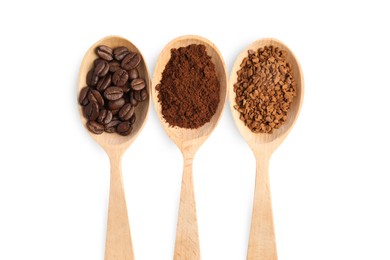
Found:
152,35 -> 227,260
152,35 -> 227,152
77,35 -> 150,260
78,36 -> 150,152
229,38 -> 304,152
228,38 -> 304,260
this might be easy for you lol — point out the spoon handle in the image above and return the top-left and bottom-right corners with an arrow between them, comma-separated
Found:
247,155 -> 277,260
105,153 -> 134,260
174,153 -> 200,260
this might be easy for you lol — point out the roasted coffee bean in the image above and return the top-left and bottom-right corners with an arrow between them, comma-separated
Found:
103,110 -> 112,124
117,121 -> 132,136
97,109 -> 113,124
109,61 -> 121,72
108,97 -> 125,110
97,109 -> 107,124
133,90 -> 142,102
79,87 -> 90,105
121,82 -> 131,93
131,78 -> 146,91
112,69 -> 128,86
104,87 -> 124,101
96,74 -> 111,92
114,47 -> 129,61
129,91 -> 138,106
87,121 -> 104,134
88,89 -> 104,107
121,52 -> 141,70
129,114 -> 136,125
140,88 -> 148,101
96,45 -> 113,61
84,102 -> 99,121
129,68 -> 139,79
119,103 -> 135,121
94,60 -> 109,77
104,120 -> 121,133
86,69 -> 98,86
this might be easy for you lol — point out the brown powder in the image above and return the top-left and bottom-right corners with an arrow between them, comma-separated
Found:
234,46 -> 296,133
156,44 -> 220,129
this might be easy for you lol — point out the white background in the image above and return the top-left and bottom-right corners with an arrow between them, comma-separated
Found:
0,0 -> 389,259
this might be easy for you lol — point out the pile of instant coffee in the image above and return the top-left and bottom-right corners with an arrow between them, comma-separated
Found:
234,46 -> 296,133
79,45 -> 148,135
156,44 -> 220,129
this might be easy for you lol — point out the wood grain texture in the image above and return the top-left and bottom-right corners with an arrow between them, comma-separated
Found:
151,35 -> 228,260
174,153 -> 199,260
228,38 -> 304,260
77,36 -> 151,260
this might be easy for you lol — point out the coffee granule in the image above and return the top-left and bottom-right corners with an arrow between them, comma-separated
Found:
156,44 -> 220,129
234,46 -> 296,133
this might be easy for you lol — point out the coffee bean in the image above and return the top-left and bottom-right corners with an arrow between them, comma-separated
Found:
94,60 -> 109,77
96,45 -> 113,61
129,68 -> 139,79
114,47 -> 129,61
119,103 -> 135,121
140,88 -> 148,101
129,91 -> 138,106
108,97 -> 125,110
103,110 -> 112,124
84,102 -> 99,121
112,69 -> 129,86
109,61 -> 121,72
104,120 -> 121,133
97,109 -> 113,125
121,82 -> 132,93
134,90 -> 142,102
97,109 -> 107,124
96,74 -> 111,92
131,78 -> 146,91
104,87 -> 124,101
79,87 -> 90,105
121,52 -> 141,70
129,114 -> 136,125
87,121 -> 104,134
86,69 -> 98,86
117,121 -> 132,136
88,89 -> 104,107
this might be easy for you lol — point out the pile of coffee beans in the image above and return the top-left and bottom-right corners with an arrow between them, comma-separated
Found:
234,46 -> 296,133
79,45 -> 148,135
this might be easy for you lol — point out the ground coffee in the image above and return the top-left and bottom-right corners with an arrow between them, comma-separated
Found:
79,45 -> 147,135
156,44 -> 220,129
234,46 -> 296,133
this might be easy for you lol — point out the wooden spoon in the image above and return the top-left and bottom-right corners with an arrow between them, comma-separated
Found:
77,36 -> 150,260
151,35 -> 227,260
228,38 -> 304,260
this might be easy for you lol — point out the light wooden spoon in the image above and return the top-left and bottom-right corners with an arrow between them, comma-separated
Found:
152,35 -> 227,260
77,36 -> 150,260
228,38 -> 304,260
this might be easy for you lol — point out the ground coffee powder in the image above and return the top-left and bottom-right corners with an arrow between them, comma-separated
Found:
156,44 -> 220,129
234,46 -> 296,133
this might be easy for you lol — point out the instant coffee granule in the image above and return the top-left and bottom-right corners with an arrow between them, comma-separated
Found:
156,44 -> 220,129
234,46 -> 296,133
